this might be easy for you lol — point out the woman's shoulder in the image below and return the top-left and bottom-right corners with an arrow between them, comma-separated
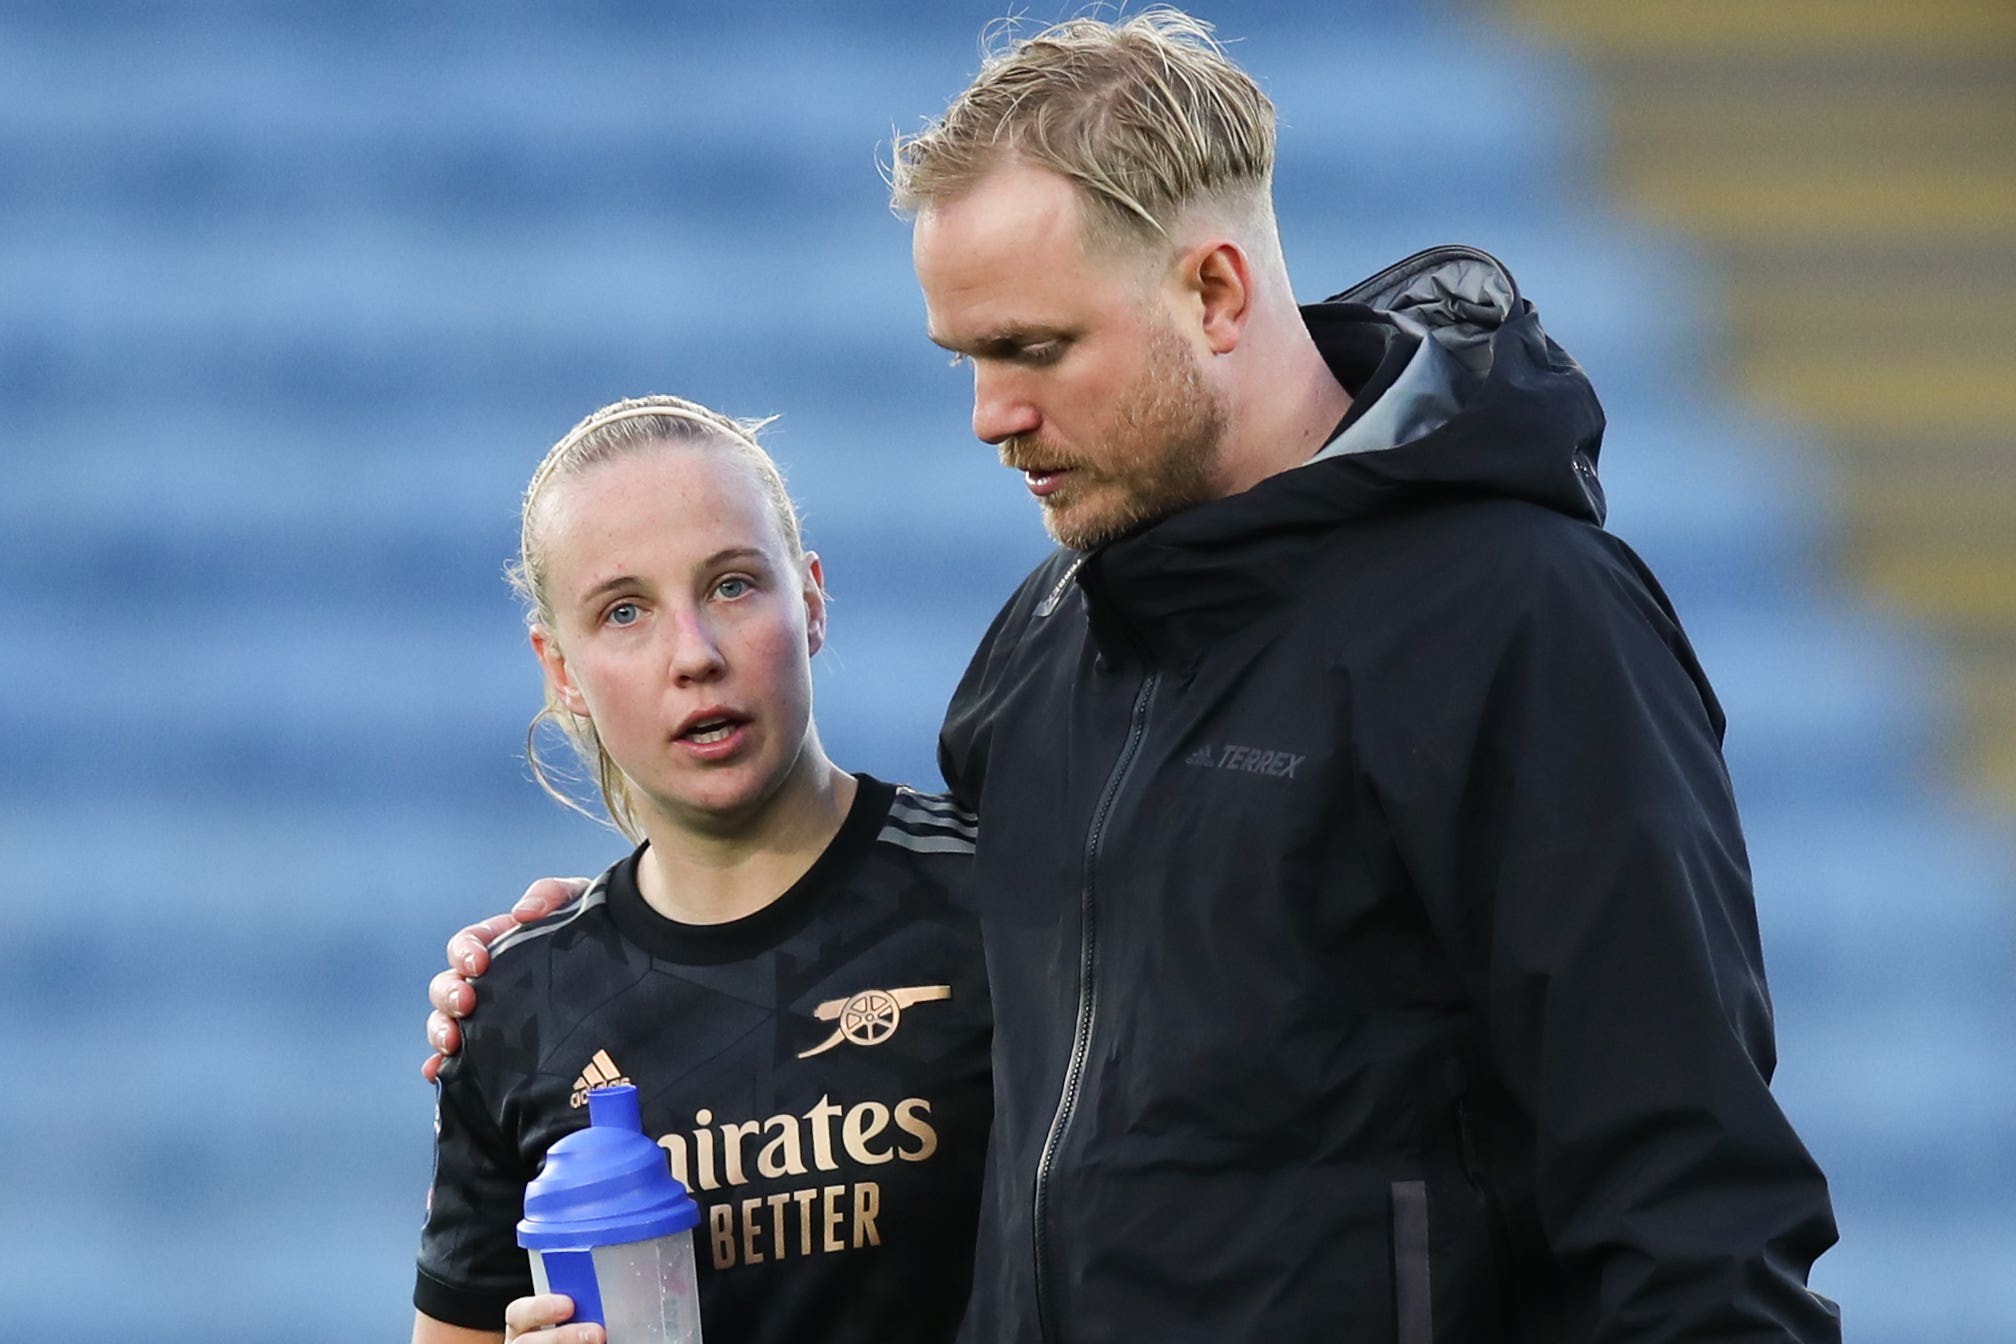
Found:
872,779 -> 978,857
477,861 -> 630,998
843,776 -> 981,922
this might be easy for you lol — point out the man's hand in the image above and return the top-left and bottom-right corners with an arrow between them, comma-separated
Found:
504,1292 -> 602,1344
421,877 -> 590,1082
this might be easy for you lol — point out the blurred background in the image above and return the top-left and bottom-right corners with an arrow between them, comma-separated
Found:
2,1 -> 2011,1339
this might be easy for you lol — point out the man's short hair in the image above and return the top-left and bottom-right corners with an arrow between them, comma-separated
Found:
889,7 -> 1277,252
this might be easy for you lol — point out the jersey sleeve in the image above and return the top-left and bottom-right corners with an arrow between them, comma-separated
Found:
413,1050 -> 536,1329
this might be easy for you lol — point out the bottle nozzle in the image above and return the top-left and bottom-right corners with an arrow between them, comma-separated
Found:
587,1083 -> 644,1133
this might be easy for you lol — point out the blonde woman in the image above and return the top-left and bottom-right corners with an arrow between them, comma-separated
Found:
412,397 -> 989,1344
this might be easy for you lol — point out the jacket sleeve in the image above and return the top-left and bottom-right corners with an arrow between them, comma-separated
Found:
1359,519 -> 1840,1342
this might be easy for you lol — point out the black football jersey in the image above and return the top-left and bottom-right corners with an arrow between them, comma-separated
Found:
415,776 -> 990,1343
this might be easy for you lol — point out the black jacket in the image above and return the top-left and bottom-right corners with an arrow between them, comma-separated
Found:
941,247 -> 1840,1343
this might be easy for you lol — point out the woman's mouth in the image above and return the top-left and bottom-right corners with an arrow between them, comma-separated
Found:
675,711 -> 751,757
683,718 -> 737,744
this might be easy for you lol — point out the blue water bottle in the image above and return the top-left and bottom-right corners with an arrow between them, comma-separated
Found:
518,1084 -> 704,1342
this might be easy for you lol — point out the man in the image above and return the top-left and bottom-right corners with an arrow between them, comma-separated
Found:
430,11 -> 1840,1341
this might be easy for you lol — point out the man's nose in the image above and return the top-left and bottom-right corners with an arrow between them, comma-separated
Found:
971,363 -> 1040,445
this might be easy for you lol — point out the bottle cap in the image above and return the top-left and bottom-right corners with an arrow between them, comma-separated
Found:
518,1084 -> 701,1250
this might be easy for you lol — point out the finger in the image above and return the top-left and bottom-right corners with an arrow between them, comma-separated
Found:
421,1051 -> 444,1084
446,913 -> 522,975
427,1009 -> 463,1057
505,1327 -> 603,1344
503,1293 -> 565,1329
430,969 -> 474,1018
515,876 -> 590,920
503,1293 -> 578,1335
446,932 -> 487,979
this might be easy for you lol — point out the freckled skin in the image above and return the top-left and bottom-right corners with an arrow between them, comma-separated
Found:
531,445 -> 830,837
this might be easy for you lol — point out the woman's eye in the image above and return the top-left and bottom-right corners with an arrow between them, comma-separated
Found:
715,576 -> 753,600
606,601 -> 641,627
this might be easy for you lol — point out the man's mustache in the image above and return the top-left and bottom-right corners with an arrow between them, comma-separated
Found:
998,437 -> 1085,473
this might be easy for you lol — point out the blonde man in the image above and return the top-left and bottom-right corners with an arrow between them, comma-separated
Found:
432,10 -> 1840,1342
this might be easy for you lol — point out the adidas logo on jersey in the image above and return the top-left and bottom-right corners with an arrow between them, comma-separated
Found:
569,1049 -> 632,1107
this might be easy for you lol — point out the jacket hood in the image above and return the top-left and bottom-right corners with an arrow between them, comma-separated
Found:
1306,243 -> 1604,523
1077,245 -> 1607,650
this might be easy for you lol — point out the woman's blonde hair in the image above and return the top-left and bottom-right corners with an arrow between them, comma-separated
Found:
888,8 -> 1276,252
508,394 -> 804,840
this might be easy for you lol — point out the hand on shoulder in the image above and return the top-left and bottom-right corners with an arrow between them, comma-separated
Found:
421,877 -> 590,1081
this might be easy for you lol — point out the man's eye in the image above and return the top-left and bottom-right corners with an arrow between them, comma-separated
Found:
606,601 -> 641,627
1020,343 -> 1062,366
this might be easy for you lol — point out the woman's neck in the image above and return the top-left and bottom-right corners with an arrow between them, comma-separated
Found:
633,754 -> 857,925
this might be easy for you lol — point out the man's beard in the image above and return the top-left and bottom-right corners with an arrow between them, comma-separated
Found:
1003,322 -> 1230,551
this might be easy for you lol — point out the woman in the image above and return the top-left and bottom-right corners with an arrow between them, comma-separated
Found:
412,396 -> 989,1344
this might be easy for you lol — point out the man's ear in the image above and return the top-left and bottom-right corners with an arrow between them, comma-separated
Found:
1184,238 -> 1253,355
530,625 -> 589,716
801,552 -> 829,658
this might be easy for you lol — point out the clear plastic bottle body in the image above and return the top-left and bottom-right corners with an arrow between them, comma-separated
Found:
527,1233 -> 702,1343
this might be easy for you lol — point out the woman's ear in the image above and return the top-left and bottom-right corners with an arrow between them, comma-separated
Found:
530,624 -> 589,716
801,552 -> 829,657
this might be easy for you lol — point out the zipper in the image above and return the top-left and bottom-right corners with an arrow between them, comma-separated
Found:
1032,669 -> 1159,1344
1453,1094 -> 1485,1189
1451,1088 -> 1519,1326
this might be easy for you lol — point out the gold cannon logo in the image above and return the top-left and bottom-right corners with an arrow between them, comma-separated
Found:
796,985 -> 951,1059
